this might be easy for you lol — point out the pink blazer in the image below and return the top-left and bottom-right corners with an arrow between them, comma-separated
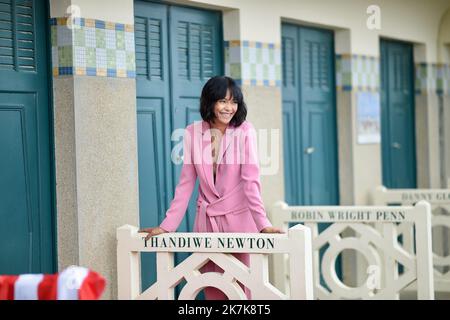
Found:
159,120 -> 272,233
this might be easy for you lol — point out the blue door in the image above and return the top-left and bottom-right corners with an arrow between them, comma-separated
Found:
380,39 -> 416,188
0,0 -> 55,274
281,24 -> 340,287
281,24 -> 339,206
134,0 -> 222,292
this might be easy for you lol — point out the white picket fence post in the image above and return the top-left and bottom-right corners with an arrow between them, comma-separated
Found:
271,200 -> 434,300
116,224 -> 314,300
117,225 -> 141,300
373,186 -> 450,293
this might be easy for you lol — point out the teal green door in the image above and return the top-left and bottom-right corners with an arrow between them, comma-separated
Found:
281,24 -> 340,287
380,39 -> 416,188
281,24 -> 339,206
0,0 -> 55,274
134,0 -> 222,291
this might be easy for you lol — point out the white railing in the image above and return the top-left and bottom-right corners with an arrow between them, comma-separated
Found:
271,200 -> 434,300
116,224 -> 313,300
373,186 -> 450,292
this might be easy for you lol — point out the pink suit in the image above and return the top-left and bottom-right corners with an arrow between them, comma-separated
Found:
159,120 -> 272,299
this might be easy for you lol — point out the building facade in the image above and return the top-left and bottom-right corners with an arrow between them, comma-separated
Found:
0,0 -> 449,299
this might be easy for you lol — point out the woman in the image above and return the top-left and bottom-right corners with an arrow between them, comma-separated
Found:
139,76 -> 282,299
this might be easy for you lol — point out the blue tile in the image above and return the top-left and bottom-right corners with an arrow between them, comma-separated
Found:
263,79 -> 269,86
268,43 -> 274,49
250,79 -> 257,86
72,17 -> 83,27
95,20 -> 105,29
49,18 -> 57,25
86,67 -> 97,76
115,23 -> 125,31
60,67 -> 73,75
256,42 -> 262,48
342,85 -> 352,91
127,70 -> 136,78
242,40 -> 249,47
107,68 -> 117,77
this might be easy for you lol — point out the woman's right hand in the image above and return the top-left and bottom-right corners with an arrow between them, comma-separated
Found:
139,226 -> 168,241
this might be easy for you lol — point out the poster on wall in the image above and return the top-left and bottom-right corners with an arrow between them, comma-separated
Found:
356,91 -> 381,144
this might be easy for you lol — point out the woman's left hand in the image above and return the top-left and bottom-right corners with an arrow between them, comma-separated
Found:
260,226 -> 284,233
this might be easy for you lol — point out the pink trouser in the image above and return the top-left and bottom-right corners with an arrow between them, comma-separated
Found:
200,252 -> 251,300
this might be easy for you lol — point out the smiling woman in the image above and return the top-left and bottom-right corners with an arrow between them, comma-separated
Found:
201,77 -> 246,184
199,76 -> 246,128
139,75 -> 283,300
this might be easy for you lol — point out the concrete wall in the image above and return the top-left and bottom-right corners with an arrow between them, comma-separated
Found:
438,9 -> 450,187
50,0 -> 139,300
439,8 -> 450,60
48,0 -> 450,298
50,0 -> 134,24
185,0 -> 449,56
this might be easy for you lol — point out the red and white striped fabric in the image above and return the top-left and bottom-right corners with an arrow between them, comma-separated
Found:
0,266 -> 106,300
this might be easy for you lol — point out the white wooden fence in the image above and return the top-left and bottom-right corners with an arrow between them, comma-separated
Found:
271,201 -> 434,300
116,224 -> 313,300
373,186 -> 450,292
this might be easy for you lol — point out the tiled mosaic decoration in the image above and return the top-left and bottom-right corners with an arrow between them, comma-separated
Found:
415,63 -> 438,95
335,54 -> 379,92
416,63 -> 450,95
50,17 -> 136,78
335,55 -> 449,95
224,40 -> 281,87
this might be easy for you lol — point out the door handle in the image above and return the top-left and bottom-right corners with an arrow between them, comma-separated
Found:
391,142 -> 401,149
304,147 -> 315,154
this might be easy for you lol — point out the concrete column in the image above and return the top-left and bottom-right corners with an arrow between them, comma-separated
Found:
414,45 -> 442,188
335,30 -> 382,286
441,47 -> 450,188
439,49 -> 450,188
438,10 -> 450,187
49,0 -> 139,299
444,87 -> 450,187
334,29 -> 356,206
335,31 -> 382,206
